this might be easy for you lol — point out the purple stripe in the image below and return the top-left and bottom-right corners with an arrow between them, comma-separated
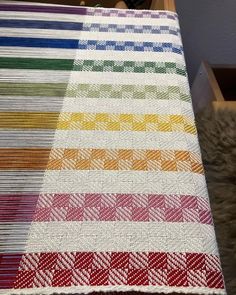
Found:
0,4 -> 177,19
0,194 -> 39,222
0,4 -> 87,15
87,8 -> 177,19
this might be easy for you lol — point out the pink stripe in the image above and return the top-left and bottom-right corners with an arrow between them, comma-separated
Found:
0,194 -> 39,222
33,193 -> 213,224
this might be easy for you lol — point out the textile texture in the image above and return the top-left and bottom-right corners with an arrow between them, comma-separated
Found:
0,1 -> 226,294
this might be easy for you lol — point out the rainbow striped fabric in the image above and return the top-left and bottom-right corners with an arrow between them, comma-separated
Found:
0,1 -> 225,294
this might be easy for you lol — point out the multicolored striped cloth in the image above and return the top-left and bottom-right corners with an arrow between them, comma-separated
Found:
0,1 -> 226,294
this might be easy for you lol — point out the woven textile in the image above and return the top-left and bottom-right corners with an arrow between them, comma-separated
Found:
0,1 -> 225,294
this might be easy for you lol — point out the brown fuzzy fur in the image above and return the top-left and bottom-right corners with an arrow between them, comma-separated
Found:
196,108 -> 236,295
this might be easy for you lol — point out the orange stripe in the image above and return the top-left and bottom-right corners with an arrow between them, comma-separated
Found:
0,148 -> 204,174
47,148 -> 203,174
0,148 -> 50,169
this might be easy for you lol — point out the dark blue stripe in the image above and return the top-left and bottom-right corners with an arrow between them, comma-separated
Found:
0,19 -> 83,31
0,37 -> 182,54
0,37 -> 78,49
0,20 -> 180,36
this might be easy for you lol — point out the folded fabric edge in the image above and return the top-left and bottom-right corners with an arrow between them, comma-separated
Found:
2,285 -> 226,295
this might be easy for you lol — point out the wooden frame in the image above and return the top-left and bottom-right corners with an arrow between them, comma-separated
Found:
191,61 -> 236,112
17,0 -> 176,11
151,0 -> 176,12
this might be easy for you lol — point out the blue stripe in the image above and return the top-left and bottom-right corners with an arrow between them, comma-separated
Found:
0,37 -> 182,54
0,19 -> 83,31
0,19 -> 180,35
0,37 -> 78,49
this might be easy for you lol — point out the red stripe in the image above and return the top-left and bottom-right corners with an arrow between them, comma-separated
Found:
0,253 -> 23,289
12,252 -> 224,290
33,193 -> 212,224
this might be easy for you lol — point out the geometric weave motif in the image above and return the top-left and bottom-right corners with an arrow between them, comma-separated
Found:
0,2 -> 225,294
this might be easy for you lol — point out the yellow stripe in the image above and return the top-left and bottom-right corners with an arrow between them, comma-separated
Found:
0,112 -> 197,134
0,112 -> 59,129
57,113 -> 196,134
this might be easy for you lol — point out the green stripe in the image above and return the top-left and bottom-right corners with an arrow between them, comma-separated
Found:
0,57 -> 74,71
67,84 -> 191,101
0,57 -> 186,76
0,83 -> 190,102
0,83 -> 67,96
74,60 -> 187,76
